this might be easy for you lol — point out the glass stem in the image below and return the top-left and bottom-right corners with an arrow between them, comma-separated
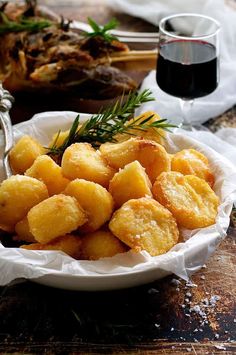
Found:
179,99 -> 194,130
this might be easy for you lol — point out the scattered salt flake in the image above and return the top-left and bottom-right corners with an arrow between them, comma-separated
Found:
210,295 -> 221,306
185,298 -> 190,303
181,304 -> 186,309
154,323 -> 160,328
186,281 -> 198,288
185,313 -> 191,317
134,234 -> 141,239
215,344 -> 226,350
176,287 -> 180,292
171,278 -> 181,286
171,346 -> 175,349
186,348 -> 192,352
150,220 -> 157,227
171,327 -> 174,331
202,264 -> 207,268
200,275 -> 206,280
225,331 -> 228,334
234,319 -> 236,323
186,292 -> 192,298
215,333 -> 220,339
194,338 -> 198,343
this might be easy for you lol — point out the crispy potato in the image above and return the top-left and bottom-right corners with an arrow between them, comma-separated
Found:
27,194 -> 87,244
109,160 -> 152,208
49,125 -> 81,149
25,155 -> 70,196
61,143 -> 115,187
152,172 -> 219,229
49,129 -> 70,149
109,197 -> 179,256
21,234 -> 82,259
15,217 -> 35,243
9,135 -> 45,174
80,229 -> 128,260
64,179 -> 114,232
171,148 -> 215,187
0,175 -> 48,232
100,138 -> 170,183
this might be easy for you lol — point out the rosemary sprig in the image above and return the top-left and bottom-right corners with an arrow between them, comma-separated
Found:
85,17 -> 119,42
47,89 -> 177,157
0,11 -> 52,34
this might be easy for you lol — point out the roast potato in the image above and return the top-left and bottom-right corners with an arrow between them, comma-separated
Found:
64,179 -> 114,232
109,197 -> 179,256
27,194 -> 87,243
152,172 -> 219,229
109,160 -> 152,208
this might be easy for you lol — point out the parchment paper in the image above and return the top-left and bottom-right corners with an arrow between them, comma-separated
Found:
0,111 -> 236,287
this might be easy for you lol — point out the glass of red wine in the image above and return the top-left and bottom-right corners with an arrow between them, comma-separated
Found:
156,13 -> 220,129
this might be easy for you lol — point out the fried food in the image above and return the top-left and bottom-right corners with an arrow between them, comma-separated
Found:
27,194 -> 87,244
171,148 -> 214,187
100,137 -> 171,183
109,161 -> 152,208
0,175 -> 48,232
80,229 -> 128,260
25,155 -> 70,196
152,172 -> 219,229
9,135 -> 45,174
64,179 -> 114,232
15,217 -> 36,243
61,143 -> 115,188
21,234 -> 82,259
109,197 -> 179,256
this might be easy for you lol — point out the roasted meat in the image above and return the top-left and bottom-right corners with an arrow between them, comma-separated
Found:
0,1 -> 137,98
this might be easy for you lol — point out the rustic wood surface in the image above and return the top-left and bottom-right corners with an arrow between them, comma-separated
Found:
0,1 -> 236,354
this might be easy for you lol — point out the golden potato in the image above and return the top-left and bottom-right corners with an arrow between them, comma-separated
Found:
9,135 -> 45,174
61,143 -> 115,187
15,217 -> 36,243
0,175 -> 48,232
80,229 -> 128,260
21,234 -> 82,259
100,138 -> 171,183
25,155 -> 70,196
171,148 -> 215,187
109,160 -> 152,208
27,194 -> 87,244
49,129 -> 70,149
152,172 -> 219,229
109,197 -> 179,256
64,179 -> 114,232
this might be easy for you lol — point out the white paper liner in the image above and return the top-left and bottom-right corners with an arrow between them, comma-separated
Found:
0,111 -> 236,289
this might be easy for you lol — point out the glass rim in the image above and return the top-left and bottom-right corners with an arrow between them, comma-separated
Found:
159,13 -> 221,40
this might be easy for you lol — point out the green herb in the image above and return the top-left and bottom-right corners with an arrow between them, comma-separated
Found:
47,89 -> 177,157
85,17 -> 119,42
0,11 -> 51,34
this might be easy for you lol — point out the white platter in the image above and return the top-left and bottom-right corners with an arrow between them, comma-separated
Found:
0,111 -> 236,291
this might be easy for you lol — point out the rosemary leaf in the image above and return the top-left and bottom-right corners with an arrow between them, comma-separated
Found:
0,11 -> 52,34
85,17 -> 119,42
47,90 -> 177,158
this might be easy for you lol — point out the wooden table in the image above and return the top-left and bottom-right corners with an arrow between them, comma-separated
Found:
1,1 -> 236,354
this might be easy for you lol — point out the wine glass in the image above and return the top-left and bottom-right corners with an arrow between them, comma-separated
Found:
156,13 -> 221,129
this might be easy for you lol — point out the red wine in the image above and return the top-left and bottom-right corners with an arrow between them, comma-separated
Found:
156,40 -> 218,99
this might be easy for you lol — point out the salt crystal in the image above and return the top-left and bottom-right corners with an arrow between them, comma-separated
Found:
200,275 -> 206,280
176,287 -> 180,292
186,348 -> 192,352
148,288 -> 159,295
171,346 -> 175,349
155,323 -> 160,328
233,319 -> 236,323
171,327 -> 174,331
202,264 -> 207,268
171,278 -> 181,286
215,333 -> 220,339
186,292 -> 192,297
193,329 -> 198,333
